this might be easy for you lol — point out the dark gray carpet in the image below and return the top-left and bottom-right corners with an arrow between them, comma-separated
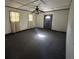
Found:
5,28 -> 66,59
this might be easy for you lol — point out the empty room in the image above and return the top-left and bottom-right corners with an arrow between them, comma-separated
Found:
5,0 -> 74,59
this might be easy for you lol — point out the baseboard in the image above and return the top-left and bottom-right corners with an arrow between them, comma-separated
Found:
5,28 -> 36,36
35,27 -> 66,33
51,30 -> 66,33
5,27 -> 66,36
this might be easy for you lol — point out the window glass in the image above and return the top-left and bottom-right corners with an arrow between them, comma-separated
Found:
29,14 -> 33,21
10,11 -> 20,22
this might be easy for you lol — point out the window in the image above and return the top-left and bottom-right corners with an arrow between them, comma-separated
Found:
29,14 -> 33,21
10,11 -> 20,22
45,15 -> 51,19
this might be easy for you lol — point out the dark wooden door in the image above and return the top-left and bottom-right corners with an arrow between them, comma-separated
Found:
44,14 -> 52,29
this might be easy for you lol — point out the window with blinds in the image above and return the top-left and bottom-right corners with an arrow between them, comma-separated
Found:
29,14 -> 33,21
10,11 -> 20,22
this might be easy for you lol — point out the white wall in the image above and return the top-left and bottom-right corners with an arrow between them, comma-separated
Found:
36,10 -> 69,32
66,0 -> 74,59
5,7 -> 11,34
36,14 -> 44,28
19,11 -> 28,30
52,10 -> 69,32
5,7 -> 69,34
5,7 -> 29,34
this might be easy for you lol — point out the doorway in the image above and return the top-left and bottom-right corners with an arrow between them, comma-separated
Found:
44,14 -> 52,29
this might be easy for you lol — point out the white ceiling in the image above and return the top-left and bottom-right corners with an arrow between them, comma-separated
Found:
5,0 -> 71,11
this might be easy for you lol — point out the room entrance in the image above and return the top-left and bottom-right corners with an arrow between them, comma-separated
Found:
44,14 -> 52,29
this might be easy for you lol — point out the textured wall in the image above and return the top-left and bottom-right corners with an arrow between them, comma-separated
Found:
66,0 -> 74,59
36,10 -> 69,32
5,7 -> 29,34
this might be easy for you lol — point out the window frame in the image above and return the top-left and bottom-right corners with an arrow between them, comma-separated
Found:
9,11 -> 20,22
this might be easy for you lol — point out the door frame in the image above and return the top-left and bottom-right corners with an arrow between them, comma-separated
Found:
43,14 -> 53,29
